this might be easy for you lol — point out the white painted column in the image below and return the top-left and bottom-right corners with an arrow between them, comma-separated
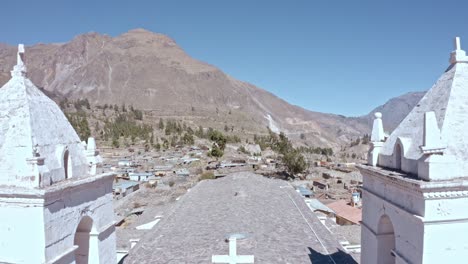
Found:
88,230 -> 100,264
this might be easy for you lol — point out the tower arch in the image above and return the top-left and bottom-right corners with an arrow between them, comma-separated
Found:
377,214 -> 396,264
74,216 -> 99,264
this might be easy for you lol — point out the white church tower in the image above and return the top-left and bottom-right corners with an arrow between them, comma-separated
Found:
0,45 -> 116,263
359,37 -> 468,264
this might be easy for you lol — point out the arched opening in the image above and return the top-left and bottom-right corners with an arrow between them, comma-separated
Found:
63,149 -> 72,179
394,144 -> 402,170
377,215 -> 396,264
74,216 -> 92,264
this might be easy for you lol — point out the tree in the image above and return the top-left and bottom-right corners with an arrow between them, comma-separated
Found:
282,149 -> 308,176
209,130 -> 227,150
196,125 -> 204,138
182,133 -> 195,145
112,137 -> 120,148
300,133 -> 306,140
158,118 -> 165,130
65,113 -> 91,141
209,144 -> 224,158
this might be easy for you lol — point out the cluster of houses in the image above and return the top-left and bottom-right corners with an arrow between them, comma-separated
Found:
106,146 -> 206,198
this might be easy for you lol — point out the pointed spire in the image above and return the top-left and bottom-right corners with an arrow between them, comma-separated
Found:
450,37 -> 468,64
11,44 -> 27,77
420,111 -> 445,154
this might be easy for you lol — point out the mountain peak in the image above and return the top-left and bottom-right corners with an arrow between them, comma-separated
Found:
121,28 -> 176,44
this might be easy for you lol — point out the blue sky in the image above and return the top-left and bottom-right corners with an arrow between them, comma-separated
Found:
1,0 -> 467,116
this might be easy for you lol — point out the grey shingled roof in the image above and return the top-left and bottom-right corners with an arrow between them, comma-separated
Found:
124,172 -> 357,263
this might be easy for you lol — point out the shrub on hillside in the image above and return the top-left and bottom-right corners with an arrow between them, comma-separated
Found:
199,171 -> 215,181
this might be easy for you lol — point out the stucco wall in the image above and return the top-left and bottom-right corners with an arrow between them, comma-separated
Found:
44,176 -> 116,264
361,186 -> 425,264
361,168 -> 468,264
0,198 -> 46,263
422,221 -> 468,263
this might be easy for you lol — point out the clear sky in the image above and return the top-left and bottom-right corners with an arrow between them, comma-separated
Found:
2,0 -> 467,116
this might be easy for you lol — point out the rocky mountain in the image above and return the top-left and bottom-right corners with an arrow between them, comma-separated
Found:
0,29 -> 368,147
361,91 -> 426,133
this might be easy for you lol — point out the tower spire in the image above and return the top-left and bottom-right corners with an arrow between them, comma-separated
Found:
450,37 -> 468,64
11,44 -> 27,77
455,37 -> 461,50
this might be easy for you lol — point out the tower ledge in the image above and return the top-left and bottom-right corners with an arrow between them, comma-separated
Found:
357,164 -> 468,198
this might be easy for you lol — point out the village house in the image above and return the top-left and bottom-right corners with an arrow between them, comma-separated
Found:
0,45 -> 116,263
174,168 -> 190,177
358,37 -> 468,263
113,180 -> 140,198
128,171 -> 154,181
118,159 -> 134,167
327,200 -> 362,226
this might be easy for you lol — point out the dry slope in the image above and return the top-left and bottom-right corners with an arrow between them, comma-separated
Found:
0,29 -> 368,147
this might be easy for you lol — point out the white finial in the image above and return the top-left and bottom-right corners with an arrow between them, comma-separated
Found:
450,37 -> 468,64
368,112 -> 385,166
420,111 -> 445,154
455,37 -> 461,50
17,44 -> 25,65
371,112 -> 384,142
11,44 -> 27,77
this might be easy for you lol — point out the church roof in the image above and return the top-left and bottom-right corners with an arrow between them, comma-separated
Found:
125,172 -> 358,263
0,45 -> 89,188
377,37 -> 468,178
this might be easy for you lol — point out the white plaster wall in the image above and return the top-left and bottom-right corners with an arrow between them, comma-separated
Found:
362,170 -> 468,264
362,174 -> 426,264
361,190 -> 425,264
425,196 -> 468,221
422,222 -> 468,263
363,174 -> 424,216
0,199 -> 46,263
43,176 -> 116,264
378,154 -> 419,176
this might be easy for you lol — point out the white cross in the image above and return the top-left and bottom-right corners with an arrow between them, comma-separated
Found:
212,237 -> 254,264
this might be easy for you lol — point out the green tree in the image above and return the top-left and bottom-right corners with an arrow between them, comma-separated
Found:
209,130 -> 227,150
282,149 -> 308,176
112,137 -> 120,148
158,118 -> 165,130
182,133 -> 195,145
209,144 -> 224,158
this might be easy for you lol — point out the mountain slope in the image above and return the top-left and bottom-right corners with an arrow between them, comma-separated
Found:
0,29 -> 368,147
361,91 -> 426,133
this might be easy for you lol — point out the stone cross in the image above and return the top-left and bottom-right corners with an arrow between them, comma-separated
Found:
212,237 -> 254,264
